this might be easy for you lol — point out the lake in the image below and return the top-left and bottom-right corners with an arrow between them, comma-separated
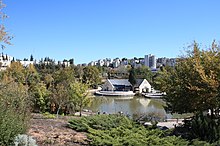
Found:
87,96 -> 173,119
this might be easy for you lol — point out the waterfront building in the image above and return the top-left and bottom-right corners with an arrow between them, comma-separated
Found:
101,78 -> 151,93
134,79 -> 152,93
102,79 -> 132,91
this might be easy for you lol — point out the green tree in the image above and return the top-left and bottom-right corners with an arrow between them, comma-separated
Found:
156,41 -> 220,115
51,82 -> 70,118
0,81 -> 31,145
53,67 -> 75,85
74,65 -> 84,82
69,82 -> 92,117
129,67 -> 137,89
30,54 -> 34,61
5,62 -> 25,83
48,67 -> 76,115
134,66 -> 153,84
44,73 -> 54,89
30,82 -> 50,113
82,66 -> 101,89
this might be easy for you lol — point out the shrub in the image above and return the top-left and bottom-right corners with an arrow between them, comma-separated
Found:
43,112 -> 56,119
184,114 -> 220,143
69,114 -> 191,146
68,114 -> 134,132
0,81 -> 31,145
88,126 -> 189,146
14,134 -> 37,146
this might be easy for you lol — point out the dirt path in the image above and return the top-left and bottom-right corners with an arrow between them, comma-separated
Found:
28,114 -> 87,146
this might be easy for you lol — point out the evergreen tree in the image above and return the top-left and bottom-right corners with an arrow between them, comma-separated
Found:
30,54 -> 34,61
129,67 -> 137,90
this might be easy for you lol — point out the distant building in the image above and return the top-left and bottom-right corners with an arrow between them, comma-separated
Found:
98,59 -> 104,66
157,57 -> 177,67
144,54 -> 156,69
19,61 -> 34,67
0,54 -> 12,70
62,60 -> 70,67
157,57 -> 167,67
112,58 -> 121,68
88,61 -> 95,66
167,58 -> 176,67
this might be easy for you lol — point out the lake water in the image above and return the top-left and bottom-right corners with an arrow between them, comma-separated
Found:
87,96 -> 173,119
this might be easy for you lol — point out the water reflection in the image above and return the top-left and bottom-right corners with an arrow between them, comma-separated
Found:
87,96 -> 170,118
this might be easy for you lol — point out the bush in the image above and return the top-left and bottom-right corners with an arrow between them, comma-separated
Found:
14,134 -> 37,146
184,114 -> 220,143
69,114 -> 192,146
0,82 -> 31,145
88,124 -> 189,146
43,112 -> 56,119
68,114 -> 134,132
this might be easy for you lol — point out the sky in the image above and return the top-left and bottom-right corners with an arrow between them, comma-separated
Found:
2,0 -> 220,64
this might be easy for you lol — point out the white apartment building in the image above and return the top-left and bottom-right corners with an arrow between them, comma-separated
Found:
157,57 -> 177,67
144,54 -> 156,69
112,58 -> 120,68
19,61 -> 34,67
98,59 -> 104,66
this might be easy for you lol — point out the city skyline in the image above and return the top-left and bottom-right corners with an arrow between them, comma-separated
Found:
2,0 -> 220,64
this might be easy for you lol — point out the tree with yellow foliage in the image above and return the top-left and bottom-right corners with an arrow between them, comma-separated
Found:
156,41 -> 220,117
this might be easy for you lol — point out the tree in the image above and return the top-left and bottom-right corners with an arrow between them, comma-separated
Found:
74,66 -> 84,82
128,67 -> 137,89
5,62 -> 25,83
69,58 -> 74,65
30,82 -> 50,113
0,80 -> 31,145
82,66 -> 101,89
50,67 -> 75,116
53,67 -> 75,85
0,0 -> 12,49
69,82 -> 92,117
51,82 -> 70,118
156,41 -> 220,115
30,54 -> 34,61
134,66 -> 153,84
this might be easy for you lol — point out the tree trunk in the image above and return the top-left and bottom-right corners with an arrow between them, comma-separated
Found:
211,108 -> 214,119
79,106 -> 82,117
56,105 -> 61,118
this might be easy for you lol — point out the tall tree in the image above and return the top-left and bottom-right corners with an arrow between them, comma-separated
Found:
30,54 -> 34,61
5,62 -> 25,83
0,79 -> 31,145
134,66 -> 153,84
82,66 -> 101,89
156,41 -> 220,116
51,82 -> 70,118
69,82 -> 92,117
129,67 -> 137,89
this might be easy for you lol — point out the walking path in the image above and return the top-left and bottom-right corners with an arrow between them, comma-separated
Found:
144,119 -> 184,129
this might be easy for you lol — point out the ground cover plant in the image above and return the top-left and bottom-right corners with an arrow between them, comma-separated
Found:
69,114 -> 215,146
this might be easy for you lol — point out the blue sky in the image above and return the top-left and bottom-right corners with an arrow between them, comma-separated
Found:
2,0 -> 220,64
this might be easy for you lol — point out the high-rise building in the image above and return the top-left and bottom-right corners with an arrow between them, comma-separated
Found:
144,54 -> 156,69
